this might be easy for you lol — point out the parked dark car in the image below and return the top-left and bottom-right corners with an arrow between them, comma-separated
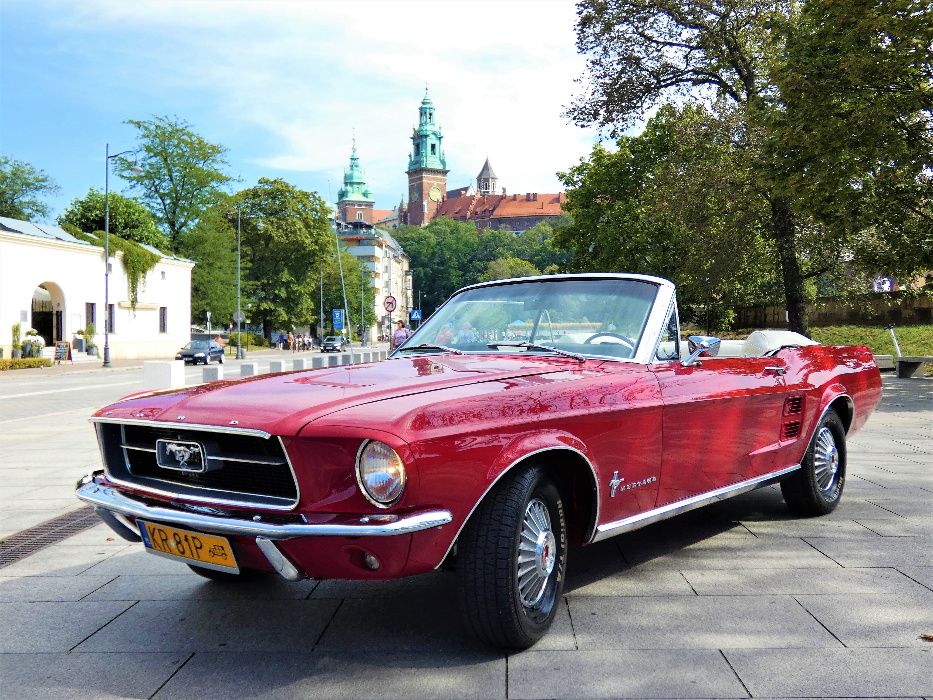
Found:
175,340 -> 224,365
321,335 -> 348,352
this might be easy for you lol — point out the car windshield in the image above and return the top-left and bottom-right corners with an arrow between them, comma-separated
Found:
324,336 -> 340,343
184,340 -> 209,350
397,277 -> 658,360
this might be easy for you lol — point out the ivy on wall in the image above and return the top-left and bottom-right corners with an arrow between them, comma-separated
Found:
61,224 -> 162,311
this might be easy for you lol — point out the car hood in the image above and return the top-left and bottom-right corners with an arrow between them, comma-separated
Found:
95,354 -> 574,436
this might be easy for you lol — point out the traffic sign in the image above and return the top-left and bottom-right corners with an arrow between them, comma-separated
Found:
233,311 -> 246,322
332,308 -> 344,330
384,295 -> 397,313
409,309 -> 422,321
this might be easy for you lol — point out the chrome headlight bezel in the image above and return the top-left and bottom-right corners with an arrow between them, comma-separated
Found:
355,439 -> 407,508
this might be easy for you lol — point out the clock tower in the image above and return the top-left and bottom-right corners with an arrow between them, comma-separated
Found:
406,88 -> 448,226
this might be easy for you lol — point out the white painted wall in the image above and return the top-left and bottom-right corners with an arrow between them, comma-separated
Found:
0,231 -> 193,360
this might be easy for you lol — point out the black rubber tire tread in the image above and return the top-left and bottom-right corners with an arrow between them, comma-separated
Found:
781,410 -> 847,516
187,564 -> 263,582
456,465 -> 566,650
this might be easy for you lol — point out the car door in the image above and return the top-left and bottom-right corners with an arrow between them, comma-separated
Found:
648,309 -> 789,506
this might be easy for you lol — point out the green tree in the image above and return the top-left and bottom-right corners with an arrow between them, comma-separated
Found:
181,205 -> 240,325
481,256 -> 541,281
395,218 -> 481,310
114,115 -> 232,252
59,189 -> 167,248
566,0 -> 933,334
237,178 -> 333,339
0,155 -> 59,220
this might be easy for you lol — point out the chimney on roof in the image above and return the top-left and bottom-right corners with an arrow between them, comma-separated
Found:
501,187 -> 506,195
525,193 -> 532,201
512,193 -> 517,201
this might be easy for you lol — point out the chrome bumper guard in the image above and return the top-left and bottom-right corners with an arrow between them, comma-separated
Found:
76,478 -> 453,540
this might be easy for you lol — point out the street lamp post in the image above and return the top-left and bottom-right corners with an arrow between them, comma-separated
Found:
361,266 -> 366,347
103,143 -> 135,368
235,207 -> 245,359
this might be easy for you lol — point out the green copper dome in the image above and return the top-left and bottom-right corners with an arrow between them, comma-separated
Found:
337,140 -> 375,203
408,87 -> 447,173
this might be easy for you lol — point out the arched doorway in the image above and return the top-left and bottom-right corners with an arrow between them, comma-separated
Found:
31,282 -> 66,345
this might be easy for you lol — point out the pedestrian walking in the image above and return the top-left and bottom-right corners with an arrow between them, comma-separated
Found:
392,320 -> 411,350
287,331 -> 294,352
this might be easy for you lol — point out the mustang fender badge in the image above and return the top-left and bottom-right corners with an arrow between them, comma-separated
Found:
609,471 -> 657,497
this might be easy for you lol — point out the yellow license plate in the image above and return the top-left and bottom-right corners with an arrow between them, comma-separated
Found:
138,520 -> 238,573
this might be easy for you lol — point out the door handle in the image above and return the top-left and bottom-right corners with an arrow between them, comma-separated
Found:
764,365 -> 787,375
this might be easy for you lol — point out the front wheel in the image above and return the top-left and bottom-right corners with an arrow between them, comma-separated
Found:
457,466 -> 567,649
781,410 -> 847,516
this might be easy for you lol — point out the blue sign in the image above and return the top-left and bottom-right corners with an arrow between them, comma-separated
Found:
410,309 -> 422,321
332,308 -> 344,330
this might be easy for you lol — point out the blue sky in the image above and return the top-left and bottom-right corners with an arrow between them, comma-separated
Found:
1,0 -> 599,223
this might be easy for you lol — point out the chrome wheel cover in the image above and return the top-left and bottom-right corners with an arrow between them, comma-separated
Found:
813,426 -> 841,495
517,498 -> 556,608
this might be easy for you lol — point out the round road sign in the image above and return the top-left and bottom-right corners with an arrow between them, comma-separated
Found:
384,295 -> 397,313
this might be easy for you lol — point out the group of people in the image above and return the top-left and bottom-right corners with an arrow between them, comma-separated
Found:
276,332 -> 316,352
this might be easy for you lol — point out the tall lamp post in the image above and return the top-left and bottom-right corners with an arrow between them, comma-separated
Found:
103,143 -> 136,368
235,207 -> 245,359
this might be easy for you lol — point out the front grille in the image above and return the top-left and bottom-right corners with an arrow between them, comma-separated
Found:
98,422 -> 298,509
782,421 -> 801,439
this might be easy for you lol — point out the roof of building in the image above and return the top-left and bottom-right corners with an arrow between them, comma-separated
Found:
372,208 -> 395,223
0,216 -> 190,262
434,192 -> 565,222
477,157 -> 497,180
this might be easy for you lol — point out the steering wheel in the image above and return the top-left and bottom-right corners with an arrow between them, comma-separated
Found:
583,332 -> 636,351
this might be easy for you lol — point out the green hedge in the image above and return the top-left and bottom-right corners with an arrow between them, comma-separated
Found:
228,332 -> 268,348
0,358 -> 53,371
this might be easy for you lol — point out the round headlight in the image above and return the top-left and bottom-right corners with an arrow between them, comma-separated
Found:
356,440 -> 407,507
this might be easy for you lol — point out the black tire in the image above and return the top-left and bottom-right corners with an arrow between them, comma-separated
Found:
781,410 -> 847,516
218,353 -> 224,364
187,564 -> 262,582
457,466 -> 567,650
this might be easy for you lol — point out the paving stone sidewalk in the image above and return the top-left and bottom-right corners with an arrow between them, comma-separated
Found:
1,377 -> 931,699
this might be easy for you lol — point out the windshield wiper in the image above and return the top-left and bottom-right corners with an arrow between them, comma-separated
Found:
397,343 -> 463,355
486,341 -> 586,363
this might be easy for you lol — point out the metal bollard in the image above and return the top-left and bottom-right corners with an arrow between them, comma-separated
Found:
292,358 -> 307,370
203,365 -> 224,382
240,362 -> 259,377
269,359 -> 285,373
143,361 -> 185,390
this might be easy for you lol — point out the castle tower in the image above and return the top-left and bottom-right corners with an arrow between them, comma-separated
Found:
476,157 -> 498,195
406,88 -> 449,226
337,139 -> 375,224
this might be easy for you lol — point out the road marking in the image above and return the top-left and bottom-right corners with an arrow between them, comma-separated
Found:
0,380 -> 141,400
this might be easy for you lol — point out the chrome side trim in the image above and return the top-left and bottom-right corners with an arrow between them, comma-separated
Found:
76,479 -> 452,539
91,417 -> 272,439
592,464 -> 802,542
433,445 -> 601,570
818,393 -> 854,435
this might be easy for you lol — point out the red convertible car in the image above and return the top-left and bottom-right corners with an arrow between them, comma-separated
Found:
76,274 -> 881,649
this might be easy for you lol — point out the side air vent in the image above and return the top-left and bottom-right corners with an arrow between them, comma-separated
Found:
784,396 -> 804,415
782,421 -> 801,440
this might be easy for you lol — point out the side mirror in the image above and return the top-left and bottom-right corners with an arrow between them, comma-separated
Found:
683,335 -> 721,366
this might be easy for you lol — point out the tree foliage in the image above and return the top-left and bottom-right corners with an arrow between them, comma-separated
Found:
59,189 -> 167,248
0,155 -> 59,221
180,205 -> 240,326
235,178 -> 335,338
395,218 -> 568,312
567,0 -> 933,334
115,115 -> 231,252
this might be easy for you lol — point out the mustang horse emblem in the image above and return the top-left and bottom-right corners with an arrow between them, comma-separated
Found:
161,441 -> 202,469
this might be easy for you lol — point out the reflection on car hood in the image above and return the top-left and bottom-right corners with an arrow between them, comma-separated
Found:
95,354 -> 573,435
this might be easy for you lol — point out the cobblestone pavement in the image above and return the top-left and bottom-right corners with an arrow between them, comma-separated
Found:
0,377 -> 930,699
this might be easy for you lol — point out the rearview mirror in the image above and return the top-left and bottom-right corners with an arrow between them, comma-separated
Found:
683,335 -> 721,366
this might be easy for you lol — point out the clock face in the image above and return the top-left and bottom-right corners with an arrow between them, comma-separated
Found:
429,186 -> 442,202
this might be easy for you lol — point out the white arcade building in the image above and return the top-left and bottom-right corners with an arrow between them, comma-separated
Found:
0,217 -> 194,361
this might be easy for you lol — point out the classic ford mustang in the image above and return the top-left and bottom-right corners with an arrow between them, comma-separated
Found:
76,274 -> 881,649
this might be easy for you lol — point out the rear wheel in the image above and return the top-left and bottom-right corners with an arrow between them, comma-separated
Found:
457,466 -> 567,649
781,410 -> 846,516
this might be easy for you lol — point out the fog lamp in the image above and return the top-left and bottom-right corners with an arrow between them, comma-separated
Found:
356,440 -> 407,507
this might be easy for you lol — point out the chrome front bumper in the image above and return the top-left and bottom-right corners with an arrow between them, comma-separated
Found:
75,476 -> 453,540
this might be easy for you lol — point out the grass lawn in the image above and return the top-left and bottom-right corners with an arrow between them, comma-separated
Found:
808,324 -> 933,357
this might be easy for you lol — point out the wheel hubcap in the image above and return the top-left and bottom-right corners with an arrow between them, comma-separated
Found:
517,498 -> 555,608
813,426 -> 840,494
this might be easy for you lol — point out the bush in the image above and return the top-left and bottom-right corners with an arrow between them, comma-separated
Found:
229,332 -> 267,348
0,358 -> 53,371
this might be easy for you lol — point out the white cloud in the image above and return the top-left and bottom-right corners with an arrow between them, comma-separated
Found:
50,0 -> 599,204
